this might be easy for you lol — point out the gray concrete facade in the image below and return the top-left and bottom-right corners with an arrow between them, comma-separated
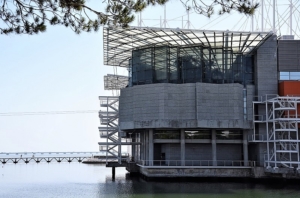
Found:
255,35 -> 278,97
278,40 -> 300,72
119,83 -> 253,130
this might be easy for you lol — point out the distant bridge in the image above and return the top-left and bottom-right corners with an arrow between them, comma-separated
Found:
0,152 -> 109,164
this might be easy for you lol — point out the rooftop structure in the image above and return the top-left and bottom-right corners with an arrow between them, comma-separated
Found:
103,27 -> 272,67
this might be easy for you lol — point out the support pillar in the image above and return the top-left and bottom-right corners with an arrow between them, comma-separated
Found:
149,129 -> 153,166
243,130 -> 249,166
140,132 -> 144,162
112,167 -> 115,180
118,130 -> 121,164
131,136 -> 136,162
181,129 -> 185,166
145,131 -> 148,165
212,129 -> 217,166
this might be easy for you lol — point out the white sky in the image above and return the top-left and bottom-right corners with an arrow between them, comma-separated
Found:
0,0 -> 297,152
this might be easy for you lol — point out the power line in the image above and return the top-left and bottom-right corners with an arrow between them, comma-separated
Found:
0,110 -> 99,116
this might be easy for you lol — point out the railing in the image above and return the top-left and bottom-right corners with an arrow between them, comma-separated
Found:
0,152 -> 104,164
0,151 -> 104,158
137,160 -> 256,167
248,134 -> 268,142
253,94 -> 279,102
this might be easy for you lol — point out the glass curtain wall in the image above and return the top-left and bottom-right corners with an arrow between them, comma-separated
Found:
130,45 -> 253,86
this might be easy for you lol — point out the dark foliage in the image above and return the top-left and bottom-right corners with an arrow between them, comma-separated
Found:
0,0 -> 258,35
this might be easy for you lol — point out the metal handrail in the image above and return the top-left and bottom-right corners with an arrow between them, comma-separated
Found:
136,160 -> 256,167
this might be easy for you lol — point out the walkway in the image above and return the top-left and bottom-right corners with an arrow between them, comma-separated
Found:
0,152 -> 105,164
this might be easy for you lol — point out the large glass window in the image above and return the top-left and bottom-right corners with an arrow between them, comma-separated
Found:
154,46 -> 168,82
169,47 -> 179,83
130,45 -> 253,86
181,47 -> 202,83
132,48 -> 153,85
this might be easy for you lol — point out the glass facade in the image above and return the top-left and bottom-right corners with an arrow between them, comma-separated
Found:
129,45 -> 253,86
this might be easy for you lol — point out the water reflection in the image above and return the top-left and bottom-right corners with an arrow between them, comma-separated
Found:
1,163 -> 300,198
102,173 -> 300,198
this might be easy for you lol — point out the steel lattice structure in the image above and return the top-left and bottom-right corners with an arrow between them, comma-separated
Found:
103,27 -> 273,67
252,95 -> 300,170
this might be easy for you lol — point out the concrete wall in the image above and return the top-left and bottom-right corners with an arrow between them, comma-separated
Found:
185,144 -> 212,161
119,83 -> 253,130
162,144 -> 180,161
255,35 -> 278,97
196,83 -> 244,128
216,144 -> 242,161
139,167 -> 252,177
278,40 -> 300,71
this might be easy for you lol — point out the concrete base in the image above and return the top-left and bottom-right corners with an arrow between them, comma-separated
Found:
138,166 -> 252,178
251,167 -> 267,178
126,162 -> 139,173
264,167 -> 300,179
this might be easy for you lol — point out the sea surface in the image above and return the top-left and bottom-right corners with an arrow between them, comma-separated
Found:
1,162 -> 300,198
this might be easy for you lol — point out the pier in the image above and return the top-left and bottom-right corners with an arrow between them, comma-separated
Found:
0,152 -> 107,164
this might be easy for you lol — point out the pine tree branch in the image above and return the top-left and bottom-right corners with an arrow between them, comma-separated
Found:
0,0 -> 259,35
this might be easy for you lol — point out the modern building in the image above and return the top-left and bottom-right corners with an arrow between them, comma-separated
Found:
99,27 -> 300,178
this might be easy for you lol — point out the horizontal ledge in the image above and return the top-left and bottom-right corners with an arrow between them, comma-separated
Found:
137,165 -> 252,169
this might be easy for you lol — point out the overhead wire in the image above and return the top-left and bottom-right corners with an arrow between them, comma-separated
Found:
0,110 -> 99,116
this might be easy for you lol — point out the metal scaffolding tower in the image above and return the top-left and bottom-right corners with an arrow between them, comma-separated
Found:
98,96 -> 123,163
252,95 -> 300,170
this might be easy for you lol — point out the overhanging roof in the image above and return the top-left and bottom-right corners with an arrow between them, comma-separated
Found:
104,74 -> 128,90
103,26 -> 273,67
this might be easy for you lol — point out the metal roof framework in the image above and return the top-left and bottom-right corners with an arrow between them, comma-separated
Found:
104,74 -> 128,90
103,26 -> 274,67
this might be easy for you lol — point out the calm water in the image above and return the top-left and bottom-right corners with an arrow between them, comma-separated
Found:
1,163 -> 300,198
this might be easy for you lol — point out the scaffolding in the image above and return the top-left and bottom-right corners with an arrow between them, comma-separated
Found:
98,96 -> 140,164
252,95 -> 300,170
98,96 -> 123,163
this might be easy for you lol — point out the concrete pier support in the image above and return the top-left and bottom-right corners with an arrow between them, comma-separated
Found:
243,130 -> 249,166
149,129 -> 153,166
212,129 -> 217,166
180,129 -> 185,166
112,167 -> 115,180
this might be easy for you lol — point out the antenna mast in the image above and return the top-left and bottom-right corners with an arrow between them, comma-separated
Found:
261,0 -> 264,31
290,0 -> 293,35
